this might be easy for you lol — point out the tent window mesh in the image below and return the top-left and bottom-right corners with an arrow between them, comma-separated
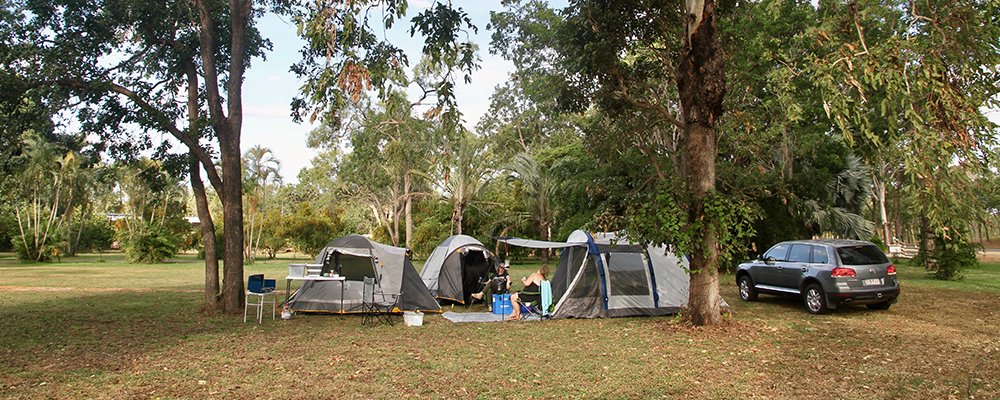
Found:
605,252 -> 650,296
552,247 -> 585,301
338,254 -> 375,281
558,257 -> 603,318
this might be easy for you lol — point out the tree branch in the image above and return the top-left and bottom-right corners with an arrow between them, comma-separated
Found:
194,0 -> 228,131
99,81 -> 224,191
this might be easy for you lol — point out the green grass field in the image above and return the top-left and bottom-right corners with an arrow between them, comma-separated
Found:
1,252 -> 997,399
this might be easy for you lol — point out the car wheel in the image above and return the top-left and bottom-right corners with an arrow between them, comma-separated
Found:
866,301 -> 892,310
803,283 -> 829,314
737,275 -> 758,301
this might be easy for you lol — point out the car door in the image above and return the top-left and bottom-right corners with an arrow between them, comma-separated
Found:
755,243 -> 791,286
781,244 -> 813,289
809,244 -> 832,273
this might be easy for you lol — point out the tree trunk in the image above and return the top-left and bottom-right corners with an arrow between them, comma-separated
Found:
873,176 -> 891,246
677,0 -> 726,326
219,132 -> 245,313
194,0 -> 249,314
404,173 -> 413,249
245,195 -> 255,262
919,212 -> 936,271
391,205 -> 400,247
253,185 -> 266,260
540,220 -> 550,264
191,157 -> 221,311
451,202 -> 465,235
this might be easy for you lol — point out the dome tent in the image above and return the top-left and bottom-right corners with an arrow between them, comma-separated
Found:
287,234 -> 441,313
497,230 -> 690,318
419,235 -> 500,303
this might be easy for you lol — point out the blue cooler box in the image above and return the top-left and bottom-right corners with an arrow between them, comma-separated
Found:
492,294 -> 512,315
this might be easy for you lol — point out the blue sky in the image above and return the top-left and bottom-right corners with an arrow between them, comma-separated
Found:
240,1 -> 515,183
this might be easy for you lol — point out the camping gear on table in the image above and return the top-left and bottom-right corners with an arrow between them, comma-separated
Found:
496,230 -> 690,319
420,235 -> 501,304
286,234 -> 441,314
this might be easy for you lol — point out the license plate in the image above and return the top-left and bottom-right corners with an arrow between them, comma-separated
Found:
862,278 -> 882,286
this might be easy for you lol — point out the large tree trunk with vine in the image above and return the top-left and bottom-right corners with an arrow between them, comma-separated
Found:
677,0 -> 726,326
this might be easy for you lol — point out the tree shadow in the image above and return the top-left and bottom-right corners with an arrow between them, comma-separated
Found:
0,290 -> 254,386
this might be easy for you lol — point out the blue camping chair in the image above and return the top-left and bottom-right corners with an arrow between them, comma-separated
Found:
245,274 -> 277,323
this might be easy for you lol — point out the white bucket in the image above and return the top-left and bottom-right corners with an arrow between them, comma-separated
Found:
403,311 -> 424,327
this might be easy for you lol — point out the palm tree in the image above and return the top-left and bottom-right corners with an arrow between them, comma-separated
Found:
508,152 -> 559,262
12,133 -> 68,261
242,145 -> 282,261
798,154 -> 876,239
438,131 -> 493,235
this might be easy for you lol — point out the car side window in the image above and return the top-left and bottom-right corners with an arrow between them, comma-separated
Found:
787,244 -> 811,263
763,244 -> 790,261
811,245 -> 829,264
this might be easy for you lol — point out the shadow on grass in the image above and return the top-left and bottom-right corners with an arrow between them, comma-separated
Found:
0,290 -> 251,387
740,291 -> 900,317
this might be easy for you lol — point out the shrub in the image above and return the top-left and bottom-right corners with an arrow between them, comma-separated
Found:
9,223 -> 67,262
0,211 -> 15,252
280,203 -> 343,257
915,231 -> 980,280
933,236 -> 979,280
74,218 -> 116,253
120,223 -> 180,263
196,228 -> 225,260
12,236 -> 65,262
259,231 -> 286,260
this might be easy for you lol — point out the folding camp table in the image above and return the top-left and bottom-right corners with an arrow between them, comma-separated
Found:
285,264 -> 347,312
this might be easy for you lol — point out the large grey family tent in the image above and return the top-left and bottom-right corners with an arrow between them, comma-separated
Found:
419,235 -> 500,303
497,230 -> 689,318
287,234 -> 441,313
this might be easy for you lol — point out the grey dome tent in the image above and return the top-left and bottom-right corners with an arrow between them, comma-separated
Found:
497,230 -> 689,318
287,234 -> 441,313
419,235 -> 500,303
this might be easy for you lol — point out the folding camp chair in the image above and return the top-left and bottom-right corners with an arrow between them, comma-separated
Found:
244,274 -> 277,323
362,277 -> 400,326
516,280 -> 552,320
467,273 -> 506,311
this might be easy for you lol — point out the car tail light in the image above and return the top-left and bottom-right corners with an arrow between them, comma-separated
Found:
886,264 -> 896,275
831,267 -> 856,277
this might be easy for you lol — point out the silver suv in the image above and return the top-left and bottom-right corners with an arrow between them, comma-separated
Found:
736,240 -> 900,314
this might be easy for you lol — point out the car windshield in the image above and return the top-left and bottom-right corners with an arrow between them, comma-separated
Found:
836,245 -> 889,265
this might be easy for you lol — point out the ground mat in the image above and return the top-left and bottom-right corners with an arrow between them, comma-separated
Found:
441,311 -> 542,323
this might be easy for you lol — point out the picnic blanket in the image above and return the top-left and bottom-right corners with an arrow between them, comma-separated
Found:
441,311 -> 542,323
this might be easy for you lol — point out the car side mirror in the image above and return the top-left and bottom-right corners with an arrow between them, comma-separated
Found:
763,256 -> 776,265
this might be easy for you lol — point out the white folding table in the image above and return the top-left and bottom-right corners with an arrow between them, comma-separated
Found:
285,263 -> 348,312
